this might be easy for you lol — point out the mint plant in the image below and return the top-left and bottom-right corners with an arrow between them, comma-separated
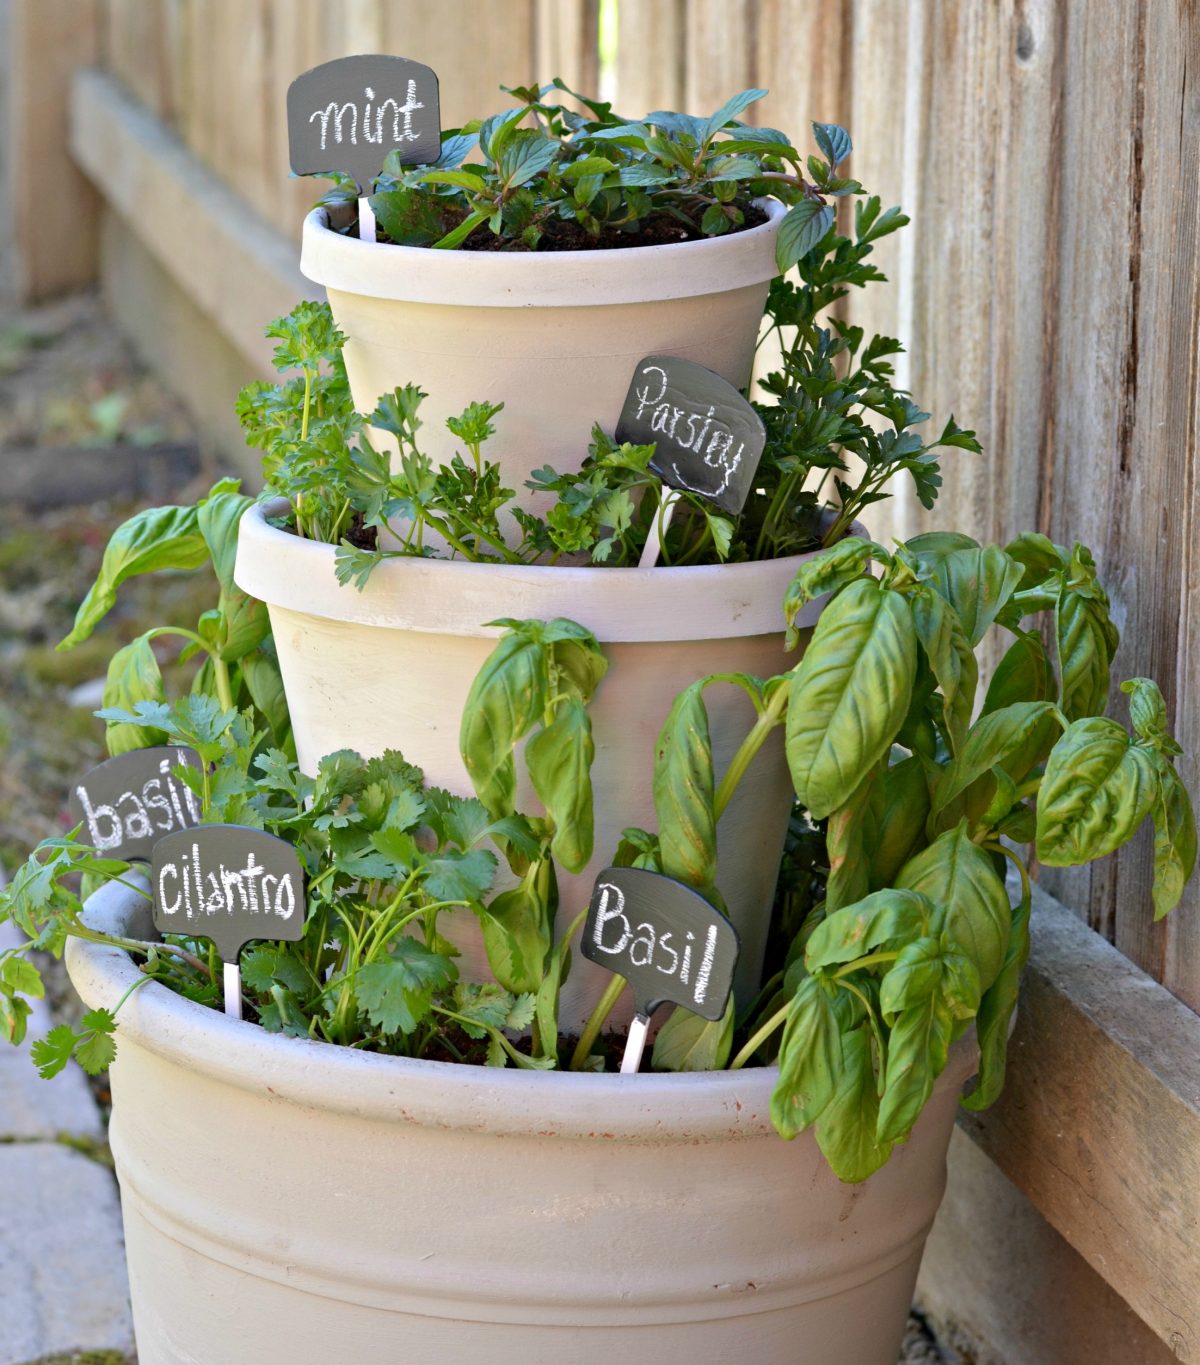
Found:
326,81 -> 860,271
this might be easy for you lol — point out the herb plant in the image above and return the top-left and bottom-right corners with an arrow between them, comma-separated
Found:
327,81 -> 859,272
3,530 -> 1192,1184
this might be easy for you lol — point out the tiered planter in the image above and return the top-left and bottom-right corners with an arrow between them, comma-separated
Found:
299,198 -> 788,528
70,881 -> 978,1365
235,503 -> 830,1026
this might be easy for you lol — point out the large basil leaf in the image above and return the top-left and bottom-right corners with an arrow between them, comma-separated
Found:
814,1025 -> 892,1183
824,764 -> 882,912
460,629 -> 547,817
653,683 -> 717,889
876,992 -> 953,1142
896,823 -> 1010,993
475,864 -> 554,994
930,702 -> 1060,834
982,630 -> 1053,713
871,756 -> 931,889
786,579 -> 916,819
526,698 -> 595,873
60,504 -> 208,649
651,998 -> 734,1071
102,634 -> 166,756
908,538 -> 1023,646
909,586 -> 977,754
781,536 -> 881,647
1036,718 -> 1158,864
1151,765 -> 1197,920
240,643 -> 290,743
961,878 -> 1029,1112
543,619 -> 608,702
805,888 -> 933,972
770,975 -> 843,1138
1124,676 -> 1174,747
1005,531 -> 1066,589
1056,589 -> 1115,720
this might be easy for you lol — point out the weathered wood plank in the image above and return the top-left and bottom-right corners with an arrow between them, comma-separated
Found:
682,0 -> 756,115
102,0 -> 176,119
615,0 -> 686,115
70,68 -> 313,376
534,0 -> 599,94
960,882 -> 1200,1356
265,0 -> 328,239
3,0 -> 101,301
380,0 -> 537,129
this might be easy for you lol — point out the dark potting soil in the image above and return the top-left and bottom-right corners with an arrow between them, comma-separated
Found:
342,511 -> 378,550
376,204 -> 769,253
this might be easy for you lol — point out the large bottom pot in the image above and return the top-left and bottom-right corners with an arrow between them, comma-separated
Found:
72,883 -> 978,1365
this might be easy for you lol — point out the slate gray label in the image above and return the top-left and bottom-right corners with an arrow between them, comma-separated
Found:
287,55 -> 441,190
581,867 -> 739,1021
69,747 -> 203,863
152,825 -> 306,963
615,355 -> 766,515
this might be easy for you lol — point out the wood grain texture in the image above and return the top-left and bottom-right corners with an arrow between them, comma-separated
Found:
534,0 -> 599,94
71,69 -> 313,375
844,0 -> 1200,1004
960,882 -> 1200,1357
5,0 -> 101,301
381,0 -> 537,129
615,0 -> 687,115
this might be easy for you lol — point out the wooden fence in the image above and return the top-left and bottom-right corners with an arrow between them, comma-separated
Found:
9,0 -> 1199,1008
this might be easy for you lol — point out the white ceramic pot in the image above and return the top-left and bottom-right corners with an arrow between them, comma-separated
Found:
235,503 -> 835,1029
70,881 -> 978,1365
299,200 -> 785,528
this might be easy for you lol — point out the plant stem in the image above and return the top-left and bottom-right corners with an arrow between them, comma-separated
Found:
833,950 -> 898,978
569,972 -> 627,1071
212,656 -> 234,712
713,680 -> 790,820
728,998 -> 790,1070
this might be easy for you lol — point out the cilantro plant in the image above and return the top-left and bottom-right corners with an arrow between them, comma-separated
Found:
0,618 -> 607,1075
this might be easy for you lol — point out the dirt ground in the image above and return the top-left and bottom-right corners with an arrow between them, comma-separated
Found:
0,293 -> 223,874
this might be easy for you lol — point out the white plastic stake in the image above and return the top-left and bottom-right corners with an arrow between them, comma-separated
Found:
223,960 -> 243,1021
620,1013 -> 650,1074
639,489 -> 680,568
358,195 -> 376,243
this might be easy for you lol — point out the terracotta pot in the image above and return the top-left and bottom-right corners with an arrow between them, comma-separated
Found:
234,502 -> 838,1029
70,881 -> 978,1365
299,200 -> 785,530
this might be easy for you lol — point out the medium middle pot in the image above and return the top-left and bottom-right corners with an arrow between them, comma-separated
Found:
234,503 -> 833,1029
299,200 -> 785,528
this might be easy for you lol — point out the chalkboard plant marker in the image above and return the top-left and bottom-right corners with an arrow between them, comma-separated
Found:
287,55 -> 441,243
612,357 -> 766,567
68,746 -> 204,863
580,867 -> 739,1073
151,825 -> 306,1019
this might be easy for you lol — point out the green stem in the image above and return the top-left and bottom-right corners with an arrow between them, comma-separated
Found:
713,680 -> 790,820
833,949 -> 898,978
569,972 -> 628,1071
301,368 -> 313,442
212,656 -> 234,712
728,998 -> 790,1070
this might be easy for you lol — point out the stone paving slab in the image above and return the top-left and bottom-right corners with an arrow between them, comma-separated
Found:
0,1144 -> 134,1364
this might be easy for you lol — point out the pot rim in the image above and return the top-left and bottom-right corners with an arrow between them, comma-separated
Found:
68,880 -> 977,1143
234,500 -> 861,640
300,198 -> 787,307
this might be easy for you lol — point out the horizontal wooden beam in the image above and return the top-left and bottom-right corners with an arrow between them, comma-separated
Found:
69,68 -> 314,378
959,885 -> 1200,1357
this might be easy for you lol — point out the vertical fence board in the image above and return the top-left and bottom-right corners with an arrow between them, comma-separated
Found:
264,0 -> 328,238
381,0 -> 537,129
682,0 -> 756,114
615,0 -> 687,115
534,0 -> 600,93
102,0 -> 174,119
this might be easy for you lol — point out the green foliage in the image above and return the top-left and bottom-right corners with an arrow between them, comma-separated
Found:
360,84 -> 840,259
